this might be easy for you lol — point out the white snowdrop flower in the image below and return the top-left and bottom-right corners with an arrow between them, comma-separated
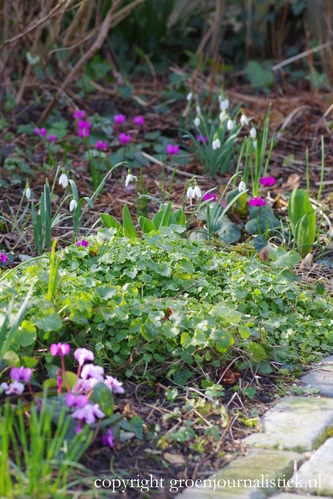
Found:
250,127 -> 256,139
219,110 -> 226,122
59,173 -> 68,189
69,199 -> 77,212
196,106 -> 201,115
194,116 -> 200,127
186,186 -> 194,199
25,187 -> 31,200
238,181 -> 246,192
220,99 -> 229,111
227,119 -> 234,131
240,114 -> 248,126
212,138 -> 221,150
193,184 -> 202,198
218,95 -> 222,103
125,173 -> 137,188
253,140 -> 257,148
186,92 -> 193,101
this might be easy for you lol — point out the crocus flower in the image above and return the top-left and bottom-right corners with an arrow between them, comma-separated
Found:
34,127 -> 47,138
66,393 -> 89,408
71,403 -> 105,425
260,177 -> 275,187
78,121 -> 90,138
47,134 -> 56,142
134,116 -> 145,126
0,381 -> 25,395
0,253 -> 8,263
50,342 -> 70,357
196,135 -> 208,143
81,364 -> 104,382
73,110 -> 85,119
104,376 -> 124,394
114,114 -> 126,124
10,366 -> 32,383
166,144 -> 179,155
249,197 -> 266,207
125,172 -> 137,187
203,192 -> 217,202
69,199 -> 77,212
193,184 -> 202,198
101,428 -> 114,448
186,92 -> 193,101
238,181 -> 246,192
59,173 -> 68,188
96,140 -> 107,151
250,127 -> 256,139
119,133 -> 130,144
194,116 -> 200,127
74,348 -> 94,366
212,138 -> 221,150
240,114 -> 248,126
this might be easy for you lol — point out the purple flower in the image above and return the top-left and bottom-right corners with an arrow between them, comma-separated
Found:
47,134 -> 56,142
50,342 -> 70,357
96,140 -> 107,151
166,144 -> 179,155
134,116 -> 145,126
71,403 -> 105,425
34,127 -> 47,138
10,366 -> 32,383
101,428 -> 114,448
0,381 -> 25,395
114,114 -> 126,124
66,393 -> 89,408
119,133 -> 130,144
249,197 -> 266,207
196,135 -> 208,143
78,121 -> 90,138
81,364 -> 104,381
0,253 -> 8,263
203,192 -> 217,202
75,240 -> 88,248
74,348 -> 94,366
104,376 -> 124,394
76,425 -> 82,434
73,110 -> 85,119
260,177 -> 275,187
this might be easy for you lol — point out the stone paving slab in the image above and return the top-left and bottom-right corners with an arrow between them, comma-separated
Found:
301,356 -> 333,397
243,397 -> 333,452
178,449 -> 303,498
289,437 -> 333,497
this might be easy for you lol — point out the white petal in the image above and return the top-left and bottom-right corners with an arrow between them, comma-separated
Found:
186,187 -> 194,199
186,92 -> 193,101
70,200 -> 77,212
240,115 -> 248,126
238,181 -> 246,192
194,117 -> 200,127
26,188 -> 31,199
250,127 -> 256,139
194,185 -> 202,198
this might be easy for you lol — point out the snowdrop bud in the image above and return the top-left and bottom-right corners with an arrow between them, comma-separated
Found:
59,173 -> 68,189
219,110 -> 226,122
193,184 -> 202,198
253,140 -> 257,148
194,116 -> 200,127
25,187 -> 31,200
240,114 -> 248,126
220,99 -> 229,111
212,138 -> 221,151
69,199 -> 77,212
186,186 -> 194,199
250,127 -> 256,139
186,92 -> 193,101
195,106 -> 201,115
238,181 -> 246,192
227,119 -> 234,131
218,95 -> 222,103
125,173 -> 137,188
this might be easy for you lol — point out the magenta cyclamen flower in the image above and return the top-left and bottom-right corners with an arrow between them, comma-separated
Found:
96,140 -> 107,151
50,342 -> 70,357
196,135 -> 208,143
0,381 -> 25,395
81,364 -> 104,381
114,114 -> 126,124
119,133 -> 130,144
104,376 -> 124,394
34,127 -> 47,138
249,197 -> 266,207
166,144 -> 179,155
75,240 -> 88,248
78,121 -> 90,138
66,393 -> 89,408
134,116 -> 145,126
47,134 -> 56,142
260,177 -> 275,187
0,253 -> 8,263
71,403 -> 105,425
74,348 -> 94,366
73,109 -> 85,119
101,428 -> 114,448
203,192 -> 217,202
10,366 -> 32,383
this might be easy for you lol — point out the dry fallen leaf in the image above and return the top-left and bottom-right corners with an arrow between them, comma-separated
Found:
164,453 -> 186,465
282,173 -> 300,190
123,403 -> 136,419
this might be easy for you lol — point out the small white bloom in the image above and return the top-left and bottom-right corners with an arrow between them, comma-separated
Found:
220,99 -> 229,111
240,114 -> 248,126
250,127 -> 256,139
196,106 -> 201,115
212,138 -> 221,151
194,116 -> 200,127
227,119 -> 234,131
125,173 -> 137,188
69,199 -> 77,212
186,92 -> 193,101
238,181 -> 246,192
218,95 -> 222,103
219,110 -> 226,122
59,173 -> 68,188
193,185 -> 202,198
253,140 -> 257,148
25,187 -> 31,199
186,186 -> 194,199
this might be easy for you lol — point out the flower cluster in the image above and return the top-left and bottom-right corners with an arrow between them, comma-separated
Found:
0,366 -> 33,395
75,239 -> 88,248
34,127 -> 57,142
186,181 -> 201,201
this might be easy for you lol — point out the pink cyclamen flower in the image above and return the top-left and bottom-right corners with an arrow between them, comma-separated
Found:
119,133 -> 130,144
134,116 -> 145,126
50,342 -> 70,357
101,428 -> 114,448
260,177 -> 275,187
47,134 -> 56,142
66,393 -> 89,408
114,114 -> 126,124
78,121 -> 90,138
96,140 -> 107,151
75,240 -> 88,248
34,127 -> 47,138
71,403 -> 105,425
166,144 -> 179,155
0,253 -> 8,263
81,363 -> 104,381
10,366 -> 32,383
73,110 -> 85,119
249,197 -> 266,207
196,135 -> 208,143
0,381 -> 25,395
74,348 -> 94,366
203,192 -> 217,202
104,376 -> 124,394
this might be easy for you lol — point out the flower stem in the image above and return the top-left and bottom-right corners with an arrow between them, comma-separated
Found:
61,356 -> 71,392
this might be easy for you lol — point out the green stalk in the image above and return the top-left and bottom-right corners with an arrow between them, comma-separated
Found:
318,135 -> 325,202
306,147 -> 310,195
